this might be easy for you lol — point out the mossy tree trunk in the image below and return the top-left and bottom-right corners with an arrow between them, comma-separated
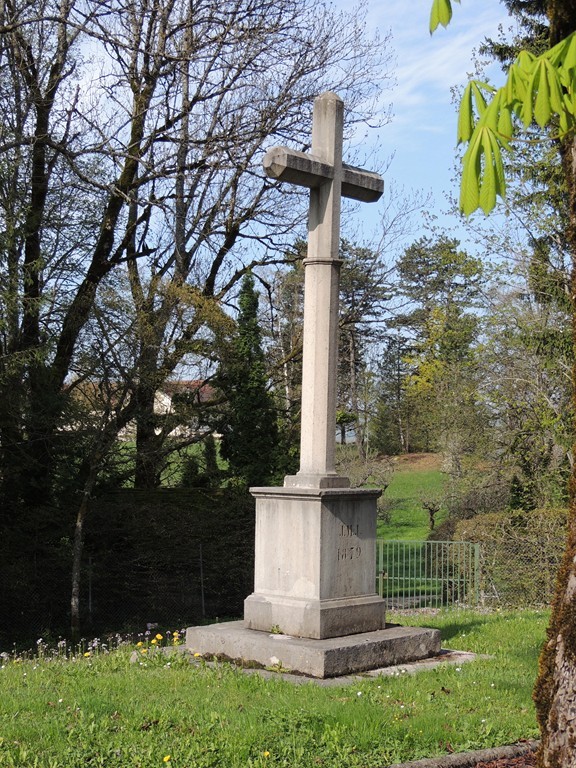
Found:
533,5 -> 576,765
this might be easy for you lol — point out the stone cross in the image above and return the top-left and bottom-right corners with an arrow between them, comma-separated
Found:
187,93 -> 440,658
263,91 -> 383,488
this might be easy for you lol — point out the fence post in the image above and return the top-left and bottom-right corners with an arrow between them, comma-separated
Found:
377,539 -> 383,598
473,542 -> 481,607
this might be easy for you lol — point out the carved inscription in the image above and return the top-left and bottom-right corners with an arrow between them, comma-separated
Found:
340,523 -> 359,537
337,523 -> 362,561
337,546 -> 362,561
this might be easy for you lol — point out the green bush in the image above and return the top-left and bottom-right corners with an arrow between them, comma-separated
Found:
84,488 -> 255,634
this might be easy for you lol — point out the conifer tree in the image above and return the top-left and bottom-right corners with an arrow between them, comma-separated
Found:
216,273 -> 279,488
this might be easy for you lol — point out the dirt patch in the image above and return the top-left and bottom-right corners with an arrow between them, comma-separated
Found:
391,453 -> 442,472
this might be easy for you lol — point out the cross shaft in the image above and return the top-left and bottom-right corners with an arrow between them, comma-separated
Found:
263,92 -> 383,488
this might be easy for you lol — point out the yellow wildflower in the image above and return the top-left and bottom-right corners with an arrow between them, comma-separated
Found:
155,633 -> 163,641
136,641 -> 143,647
193,652 -> 202,658
141,648 -> 148,654
151,638 -> 157,645
83,652 -> 91,658
263,751 -> 270,758
163,756 -> 171,763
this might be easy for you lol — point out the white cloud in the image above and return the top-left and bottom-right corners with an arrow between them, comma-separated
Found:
389,1 -> 510,107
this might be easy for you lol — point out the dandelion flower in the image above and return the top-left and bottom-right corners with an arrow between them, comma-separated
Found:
151,638 -> 158,645
83,652 -> 91,657
155,633 -> 163,641
141,648 -> 148,654
136,641 -> 143,647
163,756 -> 171,763
193,652 -> 202,658
173,632 -> 179,638
263,751 -> 270,758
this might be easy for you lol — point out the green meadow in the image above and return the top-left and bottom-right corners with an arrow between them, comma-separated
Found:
0,610 -> 545,768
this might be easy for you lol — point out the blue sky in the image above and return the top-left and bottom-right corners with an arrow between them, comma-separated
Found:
338,0 -> 514,246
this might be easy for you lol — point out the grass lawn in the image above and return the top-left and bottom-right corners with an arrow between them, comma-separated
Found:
0,609 -> 546,767
379,454 -> 447,540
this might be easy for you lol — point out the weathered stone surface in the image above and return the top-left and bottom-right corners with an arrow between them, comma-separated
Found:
341,164 -> 384,202
186,621 -> 442,679
244,486 -> 385,639
263,147 -> 334,188
262,146 -> 383,203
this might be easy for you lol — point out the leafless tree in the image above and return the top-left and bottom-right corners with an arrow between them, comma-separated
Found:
0,0 -> 392,636
0,0 -> 393,497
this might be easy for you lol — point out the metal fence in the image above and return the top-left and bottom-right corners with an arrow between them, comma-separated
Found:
376,540 -> 481,609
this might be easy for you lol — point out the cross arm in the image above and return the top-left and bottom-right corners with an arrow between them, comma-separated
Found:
342,165 -> 383,203
263,146 -> 383,203
263,146 -> 333,190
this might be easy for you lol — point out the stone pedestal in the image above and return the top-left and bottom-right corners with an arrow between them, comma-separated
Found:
186,484 -> 442,678
186,621 -> 441,679
243,486 -> 385,639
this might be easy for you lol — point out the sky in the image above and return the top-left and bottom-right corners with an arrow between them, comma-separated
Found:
336,0 -> 514,248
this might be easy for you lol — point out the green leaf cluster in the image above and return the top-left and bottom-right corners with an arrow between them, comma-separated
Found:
429,0 -> 460,33
430,1 -> 576,215
457,31 -> 576,214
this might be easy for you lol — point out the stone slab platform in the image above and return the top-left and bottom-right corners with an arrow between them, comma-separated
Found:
233,649 -> 486,686
186,621 -> 441,679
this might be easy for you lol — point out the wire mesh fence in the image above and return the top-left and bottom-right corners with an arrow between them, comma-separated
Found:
477,538 -> 563,608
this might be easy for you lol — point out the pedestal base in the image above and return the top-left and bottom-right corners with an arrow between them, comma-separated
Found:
244,593 -> 385,640
245,485 -> 385,639
186,621 -> 442,679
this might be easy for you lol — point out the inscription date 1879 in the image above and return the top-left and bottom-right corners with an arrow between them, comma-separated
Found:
338,522 -> 362,561
337,546 -> 362,561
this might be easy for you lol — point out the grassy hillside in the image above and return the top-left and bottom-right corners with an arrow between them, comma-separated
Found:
379,454 -> 446,540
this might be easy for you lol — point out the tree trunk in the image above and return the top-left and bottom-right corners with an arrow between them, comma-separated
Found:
134,383 -> 163,489
348,331 -> 364,456
534,529 -> 576,767
533,5 -> 576,762
70,398 -> 136,639
396,342 -> 407,453
70,491 -> 90,643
